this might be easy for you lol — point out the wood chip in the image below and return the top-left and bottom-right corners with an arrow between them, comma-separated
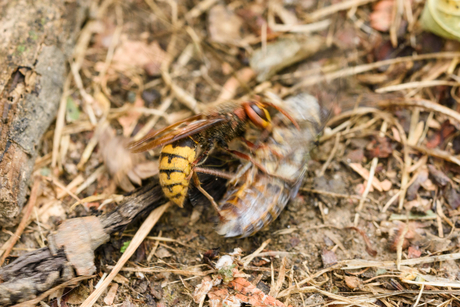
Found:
103,283 -> 119,305
349,162 -> 387,192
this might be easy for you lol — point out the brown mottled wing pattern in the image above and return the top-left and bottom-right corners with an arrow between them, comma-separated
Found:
215,93 -> 327,238
216,166 -> 290,238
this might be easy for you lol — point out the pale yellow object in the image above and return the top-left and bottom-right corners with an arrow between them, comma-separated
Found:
421,0 -> 460,41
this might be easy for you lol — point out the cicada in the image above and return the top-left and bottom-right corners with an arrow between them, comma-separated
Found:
215,93 -> 328,237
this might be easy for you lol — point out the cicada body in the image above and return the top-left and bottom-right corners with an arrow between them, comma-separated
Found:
216,93 -> 327,237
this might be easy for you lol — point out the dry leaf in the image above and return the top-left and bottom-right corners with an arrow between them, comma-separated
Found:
405,198 -> 431,215
155,247 -> 172,259
385,221 -> 425,252
113,274 -> 129,285
208,288 -> 241,307
446,185 -> 460,209
407,168 -> 429,200
427,164 -> 451,186
391,126 -> 401,142
229,277 -> 291,307
250,36 -> 326,82
344,276 -> 361,290
216,67 -> 255,102
407,246 -> 422,259
193,276 -> 222,304
189,206 -> 202,225
118,95 -> 144,137
349,162 -> 388,192
150,282 -> 163,299
39,200 -> 66,224
426,120 -> 455,149
321,249 -> 338,267
381,179 -> 392,192
104,283 -> 119,305
67,284 -> 90,304
370,0 -> 394,32
346,148 -> 364,163
99,125 -> 158,192
112,40 -> 168,75
122,298 -> 136,307
366,137 -> 393,158
208,5 -> 243,44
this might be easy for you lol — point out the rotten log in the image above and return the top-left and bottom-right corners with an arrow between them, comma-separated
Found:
0,177 -> 168,306
0,0 -> 89,225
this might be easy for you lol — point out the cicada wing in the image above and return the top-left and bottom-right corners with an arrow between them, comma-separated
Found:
215,167 -> 289,238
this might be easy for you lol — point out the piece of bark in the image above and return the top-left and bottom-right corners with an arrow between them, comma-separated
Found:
0,0 -> 89,225
0,248 -> 74,306
0,178 -> 168,306
51,216 -> 110,276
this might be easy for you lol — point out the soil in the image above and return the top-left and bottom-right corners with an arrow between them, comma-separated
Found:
3,0 -> 460,306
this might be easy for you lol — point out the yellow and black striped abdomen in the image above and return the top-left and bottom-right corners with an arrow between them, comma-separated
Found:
159,137 -> 198,207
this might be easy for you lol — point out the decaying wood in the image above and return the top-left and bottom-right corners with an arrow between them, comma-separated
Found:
0,178 -> 167,306
51,216 -> 110,276
0,0 -> 89,225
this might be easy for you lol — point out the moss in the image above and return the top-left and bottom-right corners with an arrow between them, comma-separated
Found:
218,264 -> 236,283
28,31 -> 37,40
16,45 -> 25,55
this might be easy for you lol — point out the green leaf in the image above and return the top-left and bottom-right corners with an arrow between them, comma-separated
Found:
66,97 -> 81,122
40,167 -> 51,176
121,241 -> 131,253
28,31 -> 38,40
16,45 -> 25,54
